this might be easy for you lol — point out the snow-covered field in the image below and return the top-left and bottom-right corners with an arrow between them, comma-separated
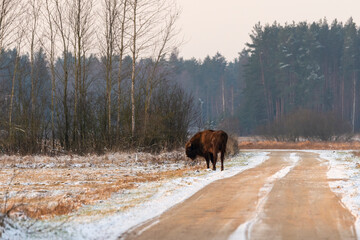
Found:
2,150 -> 360,240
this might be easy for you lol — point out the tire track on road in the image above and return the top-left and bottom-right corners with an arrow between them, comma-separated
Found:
248,152 -> 356,240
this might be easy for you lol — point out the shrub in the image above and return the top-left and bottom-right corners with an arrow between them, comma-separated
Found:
257,109 -> 352,141
137,83 -> 197,152
226,135 -> 239,156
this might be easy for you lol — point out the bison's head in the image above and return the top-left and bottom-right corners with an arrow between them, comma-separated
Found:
185,141 -> 197,160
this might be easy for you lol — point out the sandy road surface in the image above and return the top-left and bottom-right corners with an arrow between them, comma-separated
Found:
121,151 -> 357,240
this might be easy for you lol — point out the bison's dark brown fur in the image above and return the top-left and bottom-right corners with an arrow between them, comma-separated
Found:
185,130 -> 228,171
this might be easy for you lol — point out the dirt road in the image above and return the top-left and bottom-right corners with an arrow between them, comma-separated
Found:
121,151 -> 357,240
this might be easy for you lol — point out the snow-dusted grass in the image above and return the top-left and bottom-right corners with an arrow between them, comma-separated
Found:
319,150 -> 360,237
0,151 -> 268,240
0,151 -> 199,220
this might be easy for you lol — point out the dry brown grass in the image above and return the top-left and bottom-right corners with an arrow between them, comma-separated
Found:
0,152 -> 203,220
1,166 -> 203,219
239,140 -> 360,150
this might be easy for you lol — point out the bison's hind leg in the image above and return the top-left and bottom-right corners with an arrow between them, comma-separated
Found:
220,151 -> 225,171
205,155 -> 210,169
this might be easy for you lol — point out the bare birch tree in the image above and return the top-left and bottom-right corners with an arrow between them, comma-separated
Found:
128,0 -> 179,138
0,0 -> 22,51
102,0 -> 119,143
69,0 -> 94,149
143,4 -> 180,134
27,0 -> 41,144
44,0 -> 58,149
53,0 -> 71,150
8,26 -> 25,144
116,0 -> 128,141
129,0 -> 137,138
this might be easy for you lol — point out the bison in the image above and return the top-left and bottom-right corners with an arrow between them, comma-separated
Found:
185,130 -> 228,171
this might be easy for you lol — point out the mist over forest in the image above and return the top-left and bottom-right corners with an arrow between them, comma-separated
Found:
0,0 -> 359,154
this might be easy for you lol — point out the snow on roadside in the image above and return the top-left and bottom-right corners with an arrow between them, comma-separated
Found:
319,150 -> 360,237
229,152 -> 300,240
1,151 -> 269,240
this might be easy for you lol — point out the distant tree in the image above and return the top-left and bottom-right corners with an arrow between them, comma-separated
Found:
342,18 -> 358,132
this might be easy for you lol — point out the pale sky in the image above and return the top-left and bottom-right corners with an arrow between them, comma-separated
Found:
176,0 -> 360,61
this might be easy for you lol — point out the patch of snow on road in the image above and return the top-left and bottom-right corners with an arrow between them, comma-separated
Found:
229,152 -> 300,240
1,152 -> 269,240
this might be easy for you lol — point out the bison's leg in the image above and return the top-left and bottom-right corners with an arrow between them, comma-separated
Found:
220,151 -> 225,171
205,155 -> 210,169
209,153 -> 215,170
208,153 -> 214,169
212,152 -> 217,171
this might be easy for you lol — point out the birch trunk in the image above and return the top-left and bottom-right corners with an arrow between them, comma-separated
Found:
45,0 -> 56,149
117,0 -> 127,139
8,52 -> 19,141
131,0 -> 137,137
352,71 -> 356,133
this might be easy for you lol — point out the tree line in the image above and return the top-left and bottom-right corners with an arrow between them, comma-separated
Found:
171,18 -> 360,138
0,0 -> 197,154
168,50 -> 246,134
241,18 -> 360,135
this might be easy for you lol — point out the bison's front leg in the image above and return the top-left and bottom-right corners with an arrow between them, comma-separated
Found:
211,153 -> 217,171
